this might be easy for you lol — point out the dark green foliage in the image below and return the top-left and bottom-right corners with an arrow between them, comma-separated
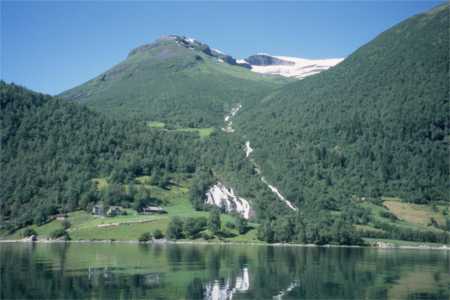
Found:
132,189 -> 152,212
166,217 -> 184,240
372,220 -> 449,243
22,228 -> 37,238
188,170 -> 214,210
183,217 -> 207,238
225,221 -> 235,230
0,82 -> 199,230
379,211 -> 399,222
427,217 -> 439,228
61,220 -> 71,230
235,216 -> 248,234
257,221 -> 274,243
257,211 -> 363,245
208,209 -> 221,234
153,229 -> 164,239
343,206 -> 371,225
201,232 -> 213,240
49,229 -> 70,240
138,232 -> 152,242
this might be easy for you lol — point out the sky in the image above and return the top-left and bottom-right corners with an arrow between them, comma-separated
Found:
1,1 -> 444,95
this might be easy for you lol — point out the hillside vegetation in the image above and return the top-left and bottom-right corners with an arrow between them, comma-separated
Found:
237,4 -> 448,207
0,82 -> 199,231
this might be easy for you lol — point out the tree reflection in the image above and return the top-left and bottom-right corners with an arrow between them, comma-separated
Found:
1,243 -> 449,300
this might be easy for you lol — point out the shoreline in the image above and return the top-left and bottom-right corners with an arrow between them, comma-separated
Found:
0,238 -> 449,251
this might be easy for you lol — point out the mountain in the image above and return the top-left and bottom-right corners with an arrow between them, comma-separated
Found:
60,35 -> 288,128
236,3 -> 449,210
239,54 -> 343,79
2,5 -> 449,246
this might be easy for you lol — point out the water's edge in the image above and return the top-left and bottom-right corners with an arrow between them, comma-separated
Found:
1,239 -> 448,251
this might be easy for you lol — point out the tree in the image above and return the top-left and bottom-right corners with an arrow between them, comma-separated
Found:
22,228 -> 37,238
61,219 -> 71,230
166,217 -> 184,240
138,232 -> 152,242
133,189 -> 152,212
184,217 -> 200,238
153,229 -> 164,239
184,217 -> 207,238
33,209 -> 48,226
235,216 -> 248,234
208,209 -> 221,235
257,221 -> 274,243
49,228 -> 70,240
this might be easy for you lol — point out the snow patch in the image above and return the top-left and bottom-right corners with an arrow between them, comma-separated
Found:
205,182 -> 252,219
186,37 -> 196,43
212,48 -> 225,55
244,55 -> 343,79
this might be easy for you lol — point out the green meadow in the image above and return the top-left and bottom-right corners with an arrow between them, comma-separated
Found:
147,121 -> 215,139
7,176 -> 258,242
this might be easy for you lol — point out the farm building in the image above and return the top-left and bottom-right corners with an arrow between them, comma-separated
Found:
141,206 -> 167,214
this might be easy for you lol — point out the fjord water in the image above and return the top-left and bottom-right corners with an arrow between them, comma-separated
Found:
1,243 -> 448,300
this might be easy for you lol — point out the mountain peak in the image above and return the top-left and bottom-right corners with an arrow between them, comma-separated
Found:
127,35 -> 249,68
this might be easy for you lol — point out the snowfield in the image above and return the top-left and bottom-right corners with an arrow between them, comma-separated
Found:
246,55 -> 343,79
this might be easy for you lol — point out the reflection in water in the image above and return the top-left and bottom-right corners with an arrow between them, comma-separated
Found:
273,280 -> 301,300
204,267 -> 250,300
0,243 -> 449,300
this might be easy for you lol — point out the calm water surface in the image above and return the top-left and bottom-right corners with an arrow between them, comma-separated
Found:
0,242 -> 449,299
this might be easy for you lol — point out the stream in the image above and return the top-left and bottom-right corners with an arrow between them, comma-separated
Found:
223,104 -> 297,211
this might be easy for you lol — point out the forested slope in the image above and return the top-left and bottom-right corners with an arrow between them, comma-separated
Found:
0,82 -> 199,230
236,4 -> 449,208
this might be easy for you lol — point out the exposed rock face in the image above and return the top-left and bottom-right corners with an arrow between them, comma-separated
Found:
205,182 -> 252,219
236,59 -> 252,69
129,35 -> 242,68
245,54 -> 294,66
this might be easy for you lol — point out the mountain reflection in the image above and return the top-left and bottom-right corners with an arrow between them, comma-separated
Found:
0,243 -> 449,300
204,267 -> 250,300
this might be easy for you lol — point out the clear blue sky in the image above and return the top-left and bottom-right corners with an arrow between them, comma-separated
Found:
1,1 -> 444,95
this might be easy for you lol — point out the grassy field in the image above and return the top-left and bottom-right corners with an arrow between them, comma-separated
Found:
173,127 -> 215,139
147,121 -> 166,128
147,121 -> 215,139
383,198 -> 446,227
356,196 -> 449,238
7,177 -> 258,242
